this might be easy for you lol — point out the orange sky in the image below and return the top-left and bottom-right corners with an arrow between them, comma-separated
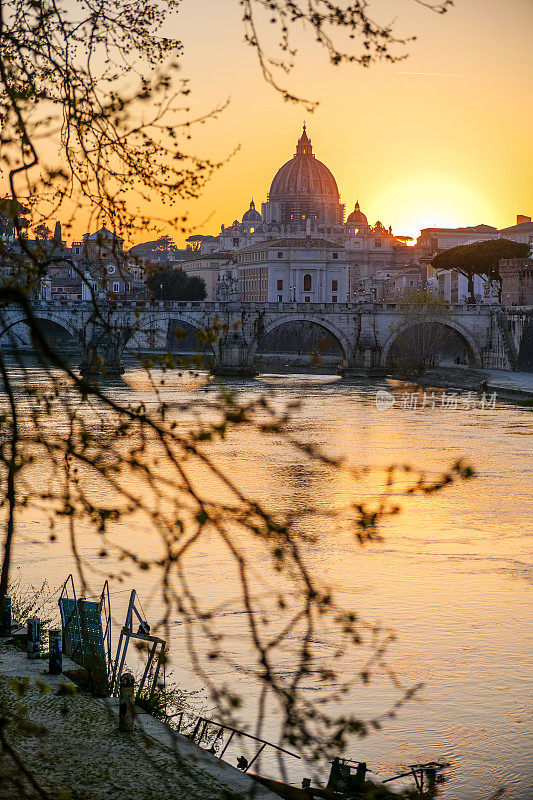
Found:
148,0 -> 532,247
21,0 -> 532,245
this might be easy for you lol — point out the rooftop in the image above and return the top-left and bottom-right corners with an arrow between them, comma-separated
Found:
240,237 -> 344,252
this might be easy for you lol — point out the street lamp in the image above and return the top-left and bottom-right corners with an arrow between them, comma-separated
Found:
159,283 -> 163,301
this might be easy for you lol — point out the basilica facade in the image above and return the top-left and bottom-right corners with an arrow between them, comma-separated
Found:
185,127 -> 415,302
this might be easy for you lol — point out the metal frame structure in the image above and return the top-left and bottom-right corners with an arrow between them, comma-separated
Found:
171,714 -> 300,774
382,761 -> 450,796
58,574 -> 82,658
99,580 -> 112,680
109,590 -> 166,700
59,575 -> 112,681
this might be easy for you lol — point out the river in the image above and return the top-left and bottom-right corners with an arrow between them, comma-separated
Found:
8,365 -> 533,799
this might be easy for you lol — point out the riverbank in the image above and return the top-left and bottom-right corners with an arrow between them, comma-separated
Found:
384,365 -> 533,404
0,641 -> 279,800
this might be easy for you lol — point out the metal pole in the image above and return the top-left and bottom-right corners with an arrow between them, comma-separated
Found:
148,645 -> 164,701
244,742 -> 266,773
119,673 -> 135,731
113,630 -> 130,697
137,640 -> 157,698
48,629 -> 62,675
426,767 -> 436,795
198,719 -> 209,746
27,617 -> 40,659
109,627 -> 124,695
219,729 -> 235,759
191,717 -> 203,742
0,597 -> 11,636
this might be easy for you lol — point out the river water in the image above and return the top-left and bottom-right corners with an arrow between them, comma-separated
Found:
9,366 -> 533,799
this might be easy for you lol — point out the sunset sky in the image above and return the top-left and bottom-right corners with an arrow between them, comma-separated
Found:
152,0 -> 533,246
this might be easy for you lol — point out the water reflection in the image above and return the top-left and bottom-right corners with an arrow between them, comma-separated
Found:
5,365 -> 532,799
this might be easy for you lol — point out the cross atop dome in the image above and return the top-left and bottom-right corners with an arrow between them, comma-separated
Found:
295,124 -> 313,158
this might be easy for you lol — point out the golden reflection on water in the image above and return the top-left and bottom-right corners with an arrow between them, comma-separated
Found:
8,368 -> 533,798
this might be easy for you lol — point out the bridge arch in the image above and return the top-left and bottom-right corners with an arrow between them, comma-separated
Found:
0,312 -> 83,350
248,313 -> 352,365
380,317 -> 483,368
122,313 -> 217,357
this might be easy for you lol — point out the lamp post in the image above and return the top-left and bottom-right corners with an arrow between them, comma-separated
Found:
159,283 -> 163,301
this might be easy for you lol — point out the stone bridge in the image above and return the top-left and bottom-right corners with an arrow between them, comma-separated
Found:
0,300 -> 531,374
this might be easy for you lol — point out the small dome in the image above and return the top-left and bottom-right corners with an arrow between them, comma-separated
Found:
346,201 -> 368,228
242,200 -> 262,223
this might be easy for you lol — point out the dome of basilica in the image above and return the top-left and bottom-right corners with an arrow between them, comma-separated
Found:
264,126 -> 344,226
269,126 -> 340,203
242,199 -> 262,223
346,201 -> 369,228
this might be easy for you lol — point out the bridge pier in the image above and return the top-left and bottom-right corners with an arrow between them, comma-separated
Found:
344,344 -> 386,376
79,337 -> 126,377
214,334 -> 255,376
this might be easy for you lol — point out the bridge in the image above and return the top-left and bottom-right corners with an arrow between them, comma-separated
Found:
0,300 -> 531,374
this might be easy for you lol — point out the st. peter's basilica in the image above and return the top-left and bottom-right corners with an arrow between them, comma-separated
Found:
185,127 -> 416,303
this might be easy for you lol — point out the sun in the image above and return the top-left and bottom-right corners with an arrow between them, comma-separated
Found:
368,175 -> 496,242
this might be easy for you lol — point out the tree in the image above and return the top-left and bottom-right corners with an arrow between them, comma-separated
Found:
389,289 -> 454,373
0,0 -> 467,787
0,199 -> 29,238
33,224 -> 52,241
431,238 -> 530,303
146,266 -> 206,301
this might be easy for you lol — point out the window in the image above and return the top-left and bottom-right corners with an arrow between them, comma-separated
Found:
303,274 -> 312,291
331,280 -> 338,292
277,295 -> 283,302
125,281 -> 131,292
304,296 -> 310,303
277,279 -> 283,290
333,252 -> 338,259
277,252 -> 283,259
113,281 -> 120,293
375,240 -> 382,248
332,296 -> 337,303
92,282 -> 99,292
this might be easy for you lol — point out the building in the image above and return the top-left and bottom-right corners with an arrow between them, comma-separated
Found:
428,269 -> 493,304
416,224 -> 499,257
72,227 -> 145,301
236,238 -> 348,302
180,251 -> 234,301
416,216 -> 533,263
184,127 -> 414,301
499,258 -> 533,306
498,216 -> 533,246
388,267 -> 426,299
